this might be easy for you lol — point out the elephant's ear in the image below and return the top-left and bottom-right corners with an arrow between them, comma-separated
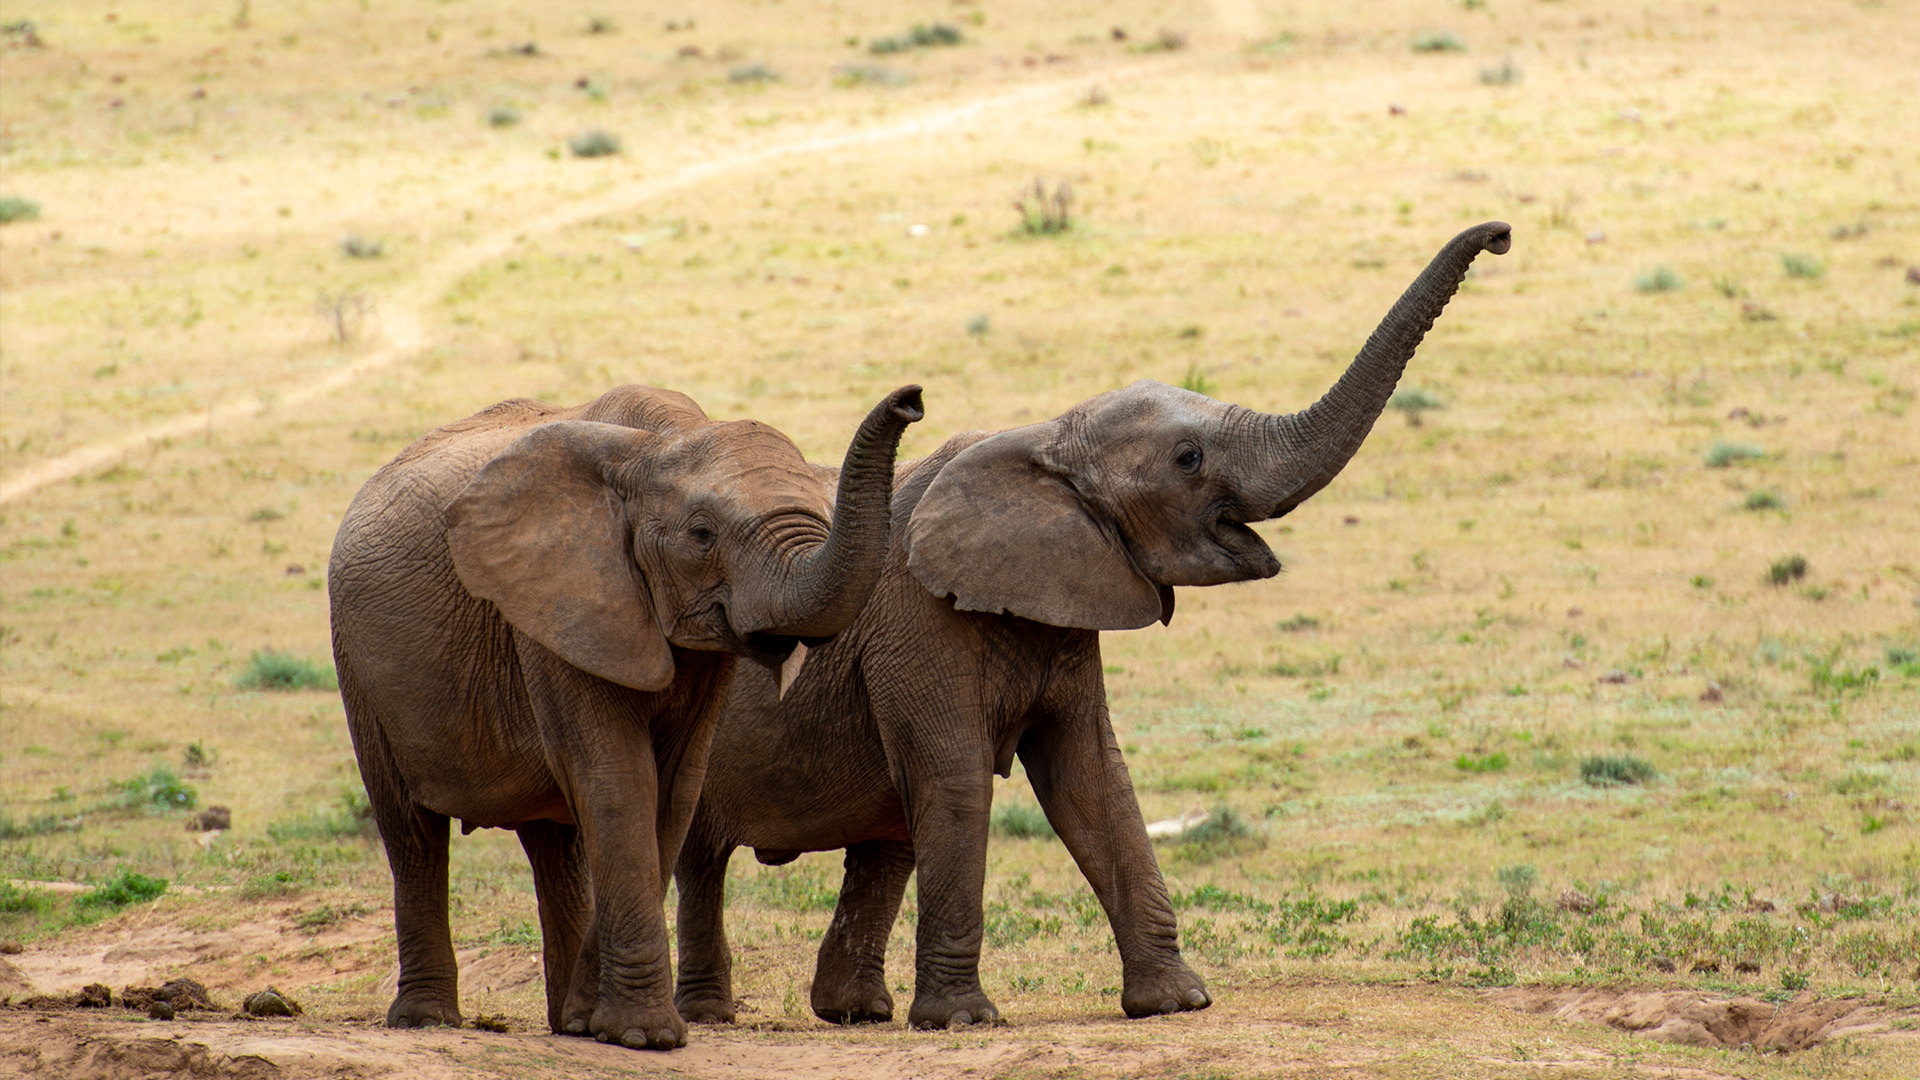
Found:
906,425 -> 1169,630
445,420 -> 675,692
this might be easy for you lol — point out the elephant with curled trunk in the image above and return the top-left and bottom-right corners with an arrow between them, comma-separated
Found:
328,383 -> 924,1050
673,223 -> 1511,1029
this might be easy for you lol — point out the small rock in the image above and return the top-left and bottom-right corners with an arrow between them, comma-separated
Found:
1651,955 -> 1677,973
0,940 -> 22,955
1906,266 -> 1920,285
244,988 -> 303,1017
1388,102 -> 1407,116
1598,669 -> 1633,685
1727,407 -> 1751,420
1556,888 -> 1599,915
77,983 -> 111,1008
1111,26 -> 1128,41
1342,515 -> 1360,526
1700,682 -> 1724,703
1566,607 -> 1583,617
149,1000 -> 176,1021
284,564 -> 305,576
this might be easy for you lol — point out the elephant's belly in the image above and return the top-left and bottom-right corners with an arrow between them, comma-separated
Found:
725,778 -> 907,854
382,705 -> 569,827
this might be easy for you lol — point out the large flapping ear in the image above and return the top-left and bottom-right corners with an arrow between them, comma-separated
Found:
446,420 -> 675,692
906,425 -> 1169,630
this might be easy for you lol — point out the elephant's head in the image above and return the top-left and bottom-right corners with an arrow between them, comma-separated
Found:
906,222 -> 1510,629
444,385 -> 925,690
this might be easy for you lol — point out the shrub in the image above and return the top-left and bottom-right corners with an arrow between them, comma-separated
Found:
75,868 -> 168,910
486,105 -> 521,127
1766,554 -> 1808,586
235,650 -> 337,691
869,23 -> 962,54
1389,386 -> 1444,426
339,234 -> 383,259
991,802 -> 1056,840
1411,32 -> 1467,53
1781,253 -> 1825,279
1177,365 -> 1215,396
1140,28 -> 1188,52
0,880 -> 55,916
0,195 -> 40,224
0,813 -> 75,839
1456,751 -> 1509,774
108,765 -> 197,811
1580,754 -> 1657,786
1634,266 -> 1684,293
1012,178 -> 1072,236
965,313 -> 990,335
1479,57 -> 1521,85
586,15 -> 616,35
1703,440 -> 1764,467
1743,490 -> 1785,511
833,64 -> 911,88
569,129 -> 621,157
728,63 -> 779,84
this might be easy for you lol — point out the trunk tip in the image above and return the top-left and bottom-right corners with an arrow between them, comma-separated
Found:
1477,221 -> 1513,256
884,384 -> 926,424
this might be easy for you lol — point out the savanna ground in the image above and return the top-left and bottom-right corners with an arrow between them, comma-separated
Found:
2,0 -> 1918,1076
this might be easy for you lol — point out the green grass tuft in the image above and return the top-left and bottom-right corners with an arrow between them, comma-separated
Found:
568,129 -> 621,158
1411,32 -> 1467,53
991,802 -> 1057,840
235,650 -> 337,691
1703,440 -> 1764,467
868,23 -> 962,54
107,765 -> 197,812
0,194 -> 41,224
75,867 -> 169,910
1580,754 -> 1658,787
1781,253 -> 1826,278
1766,554 -> 1809,586
1743,489 -> 1785,511
1634,266 -> 1684,293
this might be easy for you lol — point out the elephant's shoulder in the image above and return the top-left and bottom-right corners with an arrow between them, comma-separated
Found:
889,430 -> 995,527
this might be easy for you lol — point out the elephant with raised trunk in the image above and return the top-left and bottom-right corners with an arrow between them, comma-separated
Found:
673,222 -> 1512,1029
329,383 -> 924,1049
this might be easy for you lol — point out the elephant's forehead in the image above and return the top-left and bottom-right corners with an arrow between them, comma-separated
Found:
1061,379 -> 1232,436
655,421 -> 827,513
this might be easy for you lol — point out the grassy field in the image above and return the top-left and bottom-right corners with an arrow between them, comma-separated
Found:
2,1 -> 1918,1076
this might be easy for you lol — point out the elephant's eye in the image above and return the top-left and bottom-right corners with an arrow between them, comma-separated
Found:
1174,446 -> 1203,474
687,520 -> 718,549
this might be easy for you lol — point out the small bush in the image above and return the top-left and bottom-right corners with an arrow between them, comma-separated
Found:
1389,386 -> 1445,426
339,234 -> 384,259
1277,614 -> 1321,632
1412,32 -> 1467,53
728,63 -> 780,84
1479,57 -> 1521,85
0,194 -> 41,224
869,23 -> 962,54
1767,554 -> 1809,586
108,765 -> 197,811
586,15 -> 616,35
1581,755 -> 1657,787
0,813 -> 76,839
991,802 -> 1056,840
486,105 -> 521,127
569,129 -> 621,158
1781,254 -> 1825,279
833,63 -> 911,88
1743,490 -> 1785,511
0,880 -> 55,916
965,313 -> 990,335
1703,440 -> 1764,467
75,868 -> 168,910
1012,178 -> 1073,236
1456,751 -> 1509,774
236,650 -> 337,691
1634,266 -> 1684,293
1177,365 -> 1215,396
1139,28 -> 1187,52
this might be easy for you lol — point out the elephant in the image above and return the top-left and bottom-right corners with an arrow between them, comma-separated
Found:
327,382 -> 925,1049
671,222 -> 1512,1030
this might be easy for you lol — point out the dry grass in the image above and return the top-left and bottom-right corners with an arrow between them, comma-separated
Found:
2,1 -> 1918,1076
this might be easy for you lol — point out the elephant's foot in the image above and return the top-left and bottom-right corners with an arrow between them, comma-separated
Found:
585,999 -> 688,1050
675,990 -> 738,1025
386,989 -> 461,1030
1120,964 -> 1211,1019
907,989 -> 999,1031
811,975 -> 893,1025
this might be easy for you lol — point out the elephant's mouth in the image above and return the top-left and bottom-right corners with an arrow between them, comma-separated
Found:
1201,516 -> 1283,584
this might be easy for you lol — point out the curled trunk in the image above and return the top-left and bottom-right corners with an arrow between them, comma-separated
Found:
1235,221 -> 1511,519
750,385 -> 925,637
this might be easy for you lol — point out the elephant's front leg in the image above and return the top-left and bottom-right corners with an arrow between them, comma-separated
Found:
812,838 -> 914,1024
1023,668 -> 1209,1019
902,769 -> 1000,1029
517,820 -> 591,1034
528,666 -> 687,1050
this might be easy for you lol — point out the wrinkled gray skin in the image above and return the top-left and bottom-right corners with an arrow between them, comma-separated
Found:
329,384 -> 923,1050
673,223 -> 1511,1029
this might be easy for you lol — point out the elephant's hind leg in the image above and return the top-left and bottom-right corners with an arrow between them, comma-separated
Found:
812,839 -> 913,1024
519,820 -> 591,1034
673,825 -> 738,1024
349,705 -> 461,1029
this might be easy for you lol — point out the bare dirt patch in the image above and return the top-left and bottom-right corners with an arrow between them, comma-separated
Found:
1491,987 -> 1904,1052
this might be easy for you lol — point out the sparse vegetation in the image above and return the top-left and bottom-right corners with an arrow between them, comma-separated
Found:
339,234 -> 384,259
833,63 -> 911,88
1767,554 -> 1809,585
1388,386 -> 1444,425
314,289 -> 370,343
74,867 -> 169,910
486,105 -> 521,127
1478,57 -> 1521,85
1781,253 -> 1826,278
0,194 -> 40,224
106,765 -> 197,812
1703,440 -> 1764,467
868,23 -> 962,54
1411,32 -> 1467,53
1742,489 -> 1785,511
991,802 -> 1056,840
1581,754 -> 1658,786
1634,266 -> 1684,293
728,63 -> 780,84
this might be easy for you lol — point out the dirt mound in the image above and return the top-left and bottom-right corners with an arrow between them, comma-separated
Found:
2,1022 -> 285,1079
1491,987 -> 1895,1051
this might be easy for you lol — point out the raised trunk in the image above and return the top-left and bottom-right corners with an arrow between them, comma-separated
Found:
1234,221 -> 1510,519
750,385 -> 925,637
